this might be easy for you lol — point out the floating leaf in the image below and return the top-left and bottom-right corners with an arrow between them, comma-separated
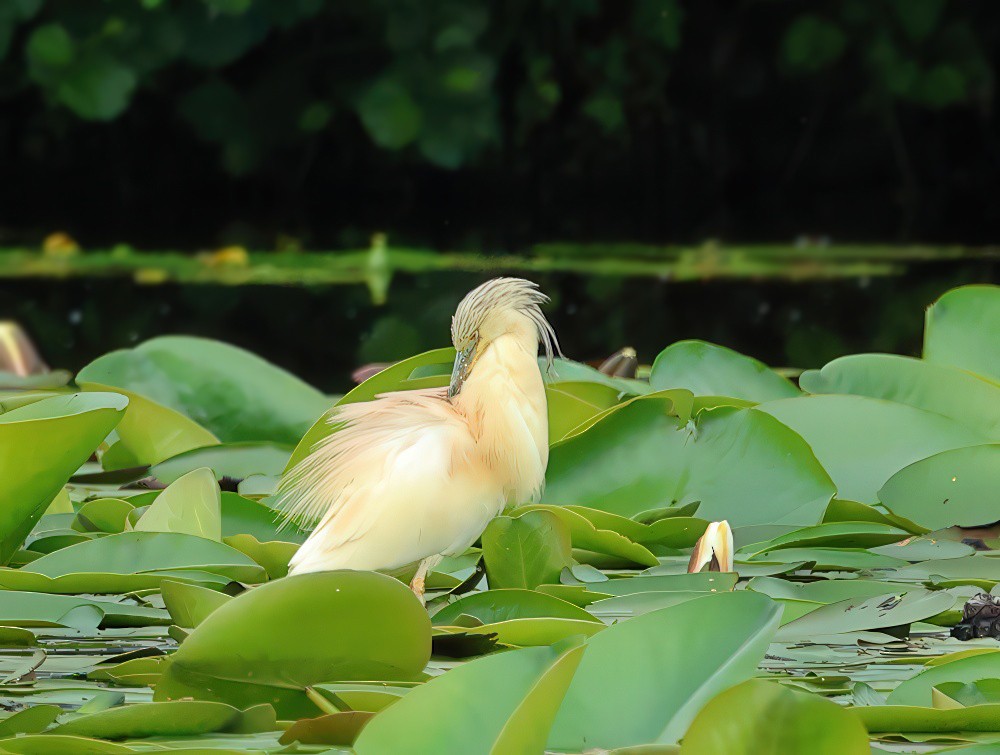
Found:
878,444 -> 1000,530
776,589 -> 954,640
800,354 -> 1000,439
151,442 -> 291,484
650,340 -> 799,401
354,639 -> 584,754
161,579 -> 232,628
73,498 -> 134,534
548,591 -> 780,750
744,522 -> 909,555
888,650 -> 1000,706
923,284 -> 1000,382
545,403 -> 834,527
51,700 -> 243,739
155,571 -> 431,718
482,510 -> 572,590
0,393 -> 126,564
758,395 -> 986,502
78,382 -> 218,468
78,336 -> 330,445
134,467 -> 221,540
680,679 -> 868,753
432,588 -> 599,626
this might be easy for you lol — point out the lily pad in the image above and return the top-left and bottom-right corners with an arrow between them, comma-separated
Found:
758,395 -> 987,503
544,403 -> 835,527
78,336 -> 330,445
923,284 -> 1000,382
650,340 -> 799,402
51,700 -> 244,739
878,444 -> 1000,530
0,393 -> 127,564
776,589 -> 955,640
354,639 -> 585,754
161,579 -> 233,628
548,591 -> 780,750
888,650 -> 1000,706
155,571 -> 431,718
151,442 -> 292,485
800,354 -> 1000,440
679,679 -> 869,754
432,588 -> 600,626
482,510 -> 572,590
134,467 -> 221,540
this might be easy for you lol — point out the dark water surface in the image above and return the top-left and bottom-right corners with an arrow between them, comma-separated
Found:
1,259 -> 996,393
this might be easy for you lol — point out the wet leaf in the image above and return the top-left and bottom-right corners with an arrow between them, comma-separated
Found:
548,591 -> 780,749
758,395 -> 987,502
78,336 -> 330,445
923,284 -> 1000,382
0,393 -> 126,564
545,403 -> 835,526
650,340 -> 799,402
879,444 -> 1000,530
679,679 -> 868,753
482,510 -> 572,590
354,639 -> 584,754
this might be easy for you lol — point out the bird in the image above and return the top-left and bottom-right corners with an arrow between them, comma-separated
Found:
276,277 -> 559,602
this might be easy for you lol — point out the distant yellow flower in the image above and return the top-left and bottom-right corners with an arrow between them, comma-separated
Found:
42,232 -> 80,257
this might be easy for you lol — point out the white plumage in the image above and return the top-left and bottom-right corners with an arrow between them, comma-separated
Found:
276,278 -> 557,598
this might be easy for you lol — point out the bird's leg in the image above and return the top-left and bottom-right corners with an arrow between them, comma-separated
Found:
409,555 -> 442,606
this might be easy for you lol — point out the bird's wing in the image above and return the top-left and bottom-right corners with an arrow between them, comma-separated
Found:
275,387 -> 472,550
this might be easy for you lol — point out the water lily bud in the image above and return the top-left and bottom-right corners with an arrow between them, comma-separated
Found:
687,520 -> 734,574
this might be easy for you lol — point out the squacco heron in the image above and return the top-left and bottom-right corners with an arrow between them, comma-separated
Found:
277,278 -> 558,601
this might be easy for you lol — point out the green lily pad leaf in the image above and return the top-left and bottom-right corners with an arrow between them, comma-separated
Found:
747,547 -> 907,571
544,403 -> 835,526
517,505 -> 659,567
0,567 -> 235,594
354,638 -> 585,755
0,734 -> 134,754
822,498 -> 928,534
133,467 -> 221,540
878,445 -> 1000,530
78,336 -> 330,445
0,626 -> 37,646
73,498 -> 134,534
776,589 -> 954,640
432,588 -> 600,626
587,590 -> 716,621
155,572 -> 431,718
872,536 -> 975,561
923,284 -> 1000,382
748,576 -> 918,603
540,505 -> 708,550
312,683 -> 410,713
23,531 -> 264,583
89,656 -> 166,688
549,591 -> 780,750
758,395 -> 987,503
280,711 -> 375,747
51,700 -> 242,739
597,573 -> 738,596
894,555 -> 1000,584
151,442 -> 292,485
0,591 -> 168,629
650,340 -> 799,402
745,522 -> 909,555
856,703 -> 1000,732
0,392 -> 127,564
0,704 -> 61,736
547,381 -> 621,441
547,357 -> 651,395
161,579 -> 232,628
285,348 -> 454,472
79,382 -> 219,468
223,533 -> 298,579
463,616 -> 604,646
482,510 -> 572,590
220,492 -> 304,543
800,354 -> 1000,439
888,650 -> 1000,706
679,679 -> 869,754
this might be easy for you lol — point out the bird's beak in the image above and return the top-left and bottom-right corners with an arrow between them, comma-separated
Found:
449,344 -> 477,398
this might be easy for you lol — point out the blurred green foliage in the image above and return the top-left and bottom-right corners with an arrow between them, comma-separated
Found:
1,0 -> 989,175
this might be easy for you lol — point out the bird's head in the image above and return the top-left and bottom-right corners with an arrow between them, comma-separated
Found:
448,277 -> 559,397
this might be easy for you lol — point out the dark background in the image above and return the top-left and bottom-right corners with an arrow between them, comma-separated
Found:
0,0 -> 997,388
1,0 -> 997,251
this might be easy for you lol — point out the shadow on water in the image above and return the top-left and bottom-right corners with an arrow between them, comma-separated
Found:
0,257 -> 996,393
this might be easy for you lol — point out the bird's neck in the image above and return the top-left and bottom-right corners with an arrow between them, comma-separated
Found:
454,328 -> 549,504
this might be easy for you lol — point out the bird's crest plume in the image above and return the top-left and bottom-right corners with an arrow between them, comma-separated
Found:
451,277 -> 561,369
